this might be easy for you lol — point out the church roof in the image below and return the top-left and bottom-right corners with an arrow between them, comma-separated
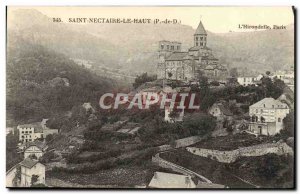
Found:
189,46 -> 211,51
183,55 -> 195,60
195,21 -> 207,35
202,55 -> 218,61
165,52 -> 188,61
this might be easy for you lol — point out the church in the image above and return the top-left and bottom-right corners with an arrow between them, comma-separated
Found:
157,20 -> 228,82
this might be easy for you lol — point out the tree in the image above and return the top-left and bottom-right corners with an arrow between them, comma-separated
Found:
255,154 -> 283,180
45,134 -> 54,143
31,175 -> 39,185
12,167 -> 21,187
133,73 -> 157,89
283,111 -> 294,137
70,105 -> 89,126
229,68 -> 239,78
183,113 -> 216,136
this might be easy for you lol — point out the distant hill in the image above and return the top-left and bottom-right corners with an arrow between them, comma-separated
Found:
7,38 -> 115,124
8,9 -> 124,69
8,9 -> 294,75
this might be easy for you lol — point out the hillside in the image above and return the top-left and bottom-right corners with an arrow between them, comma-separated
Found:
8,9 -> 124,69
6,39 -> 116,124
8,9 -> 294,75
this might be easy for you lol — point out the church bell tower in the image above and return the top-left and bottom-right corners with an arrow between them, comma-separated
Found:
194,21 -> 207,48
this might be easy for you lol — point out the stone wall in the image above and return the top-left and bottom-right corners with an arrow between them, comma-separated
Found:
186,142 -> 293,163
152,153 -> 212,183
158,135 -> 204,151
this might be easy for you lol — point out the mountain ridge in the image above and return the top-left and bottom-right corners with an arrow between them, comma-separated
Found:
8,9 -> 294,75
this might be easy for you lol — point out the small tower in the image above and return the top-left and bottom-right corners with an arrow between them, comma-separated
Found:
194,21 -> 207,48
157,40 -> 181,79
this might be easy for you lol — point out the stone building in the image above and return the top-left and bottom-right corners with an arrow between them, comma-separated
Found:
6,158 -> 46,187
157,20 -> 228,82
24,140 -> 48,159
19,158 -> 45,187
208,101 -> 233,122
18,119 -> 58,143
248,97 -> 290,136
18,122 -> 44,143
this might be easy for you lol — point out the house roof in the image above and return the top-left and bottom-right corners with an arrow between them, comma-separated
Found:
19,158 -> 40,169
148,172 -> 196,188
195,21 -> 207,35
18,122 -> 44,133
205,65 -> 215,70
25,140 -> 47,151
165,52 -> 188,61
218,104 -> 233,116
250,98 -> 289,109
211,102 -> 233,116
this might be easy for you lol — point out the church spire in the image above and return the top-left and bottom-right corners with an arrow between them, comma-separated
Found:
195,21 -> 207,35
194,20 -> 207,47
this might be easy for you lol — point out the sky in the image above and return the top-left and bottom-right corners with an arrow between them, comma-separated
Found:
8,6 -> 294,33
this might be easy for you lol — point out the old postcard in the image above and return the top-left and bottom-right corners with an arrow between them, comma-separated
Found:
6,6 -> 295,189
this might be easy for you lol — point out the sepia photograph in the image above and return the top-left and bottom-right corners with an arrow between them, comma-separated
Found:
5,6 -> 295,189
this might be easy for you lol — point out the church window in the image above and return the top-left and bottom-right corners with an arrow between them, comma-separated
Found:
200,42 -> 203,46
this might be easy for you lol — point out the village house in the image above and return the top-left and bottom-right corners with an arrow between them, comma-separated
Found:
19,158 -> 45,187
148,172 -> 196,188
6,158 -> 45,187
208,101 -> 233,122
157,20 -> 228,82
18,123 -> 44,143
248,97 -> 290,136
237,76 -> 256,86
18,119 -> 59,143
237,74 -> 263,86
24,140 -> 48,159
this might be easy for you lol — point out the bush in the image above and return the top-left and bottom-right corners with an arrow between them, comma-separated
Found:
183,113 -> 216,136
